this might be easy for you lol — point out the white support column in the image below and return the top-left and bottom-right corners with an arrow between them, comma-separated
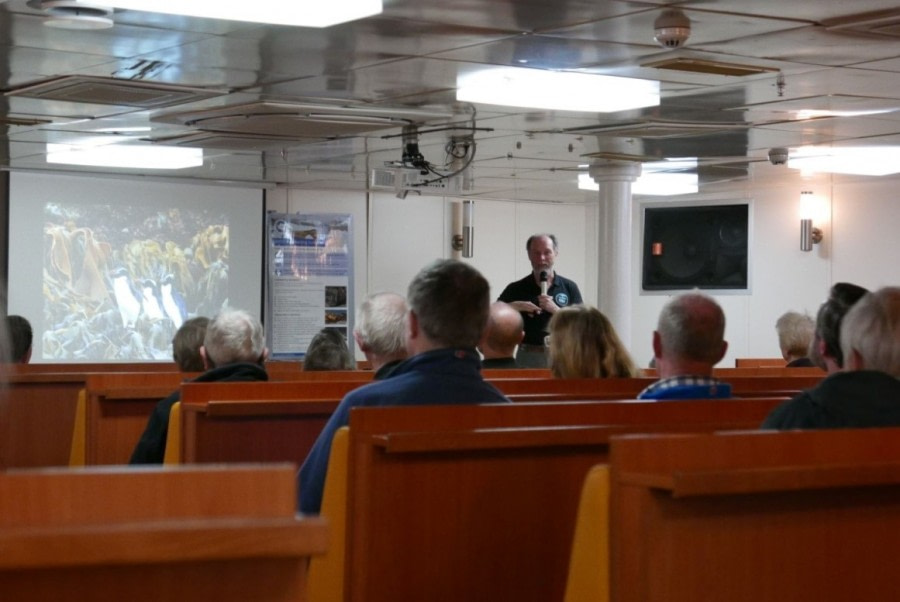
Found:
589,160 -> 641,345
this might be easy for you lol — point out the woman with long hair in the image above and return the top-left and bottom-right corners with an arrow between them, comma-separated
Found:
547,305 -> 640,378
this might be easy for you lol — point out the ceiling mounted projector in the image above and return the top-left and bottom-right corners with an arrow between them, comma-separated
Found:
654,9 -> 691,49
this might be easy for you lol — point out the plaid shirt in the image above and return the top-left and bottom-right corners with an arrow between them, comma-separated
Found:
638,375 -> 731,400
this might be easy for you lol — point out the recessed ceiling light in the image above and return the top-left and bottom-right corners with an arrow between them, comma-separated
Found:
457,67 -> 659,113
47,142 -> 203,169
75,0 -> 382,27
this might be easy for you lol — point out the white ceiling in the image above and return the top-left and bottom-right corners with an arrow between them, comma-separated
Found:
3,0 -> 900,201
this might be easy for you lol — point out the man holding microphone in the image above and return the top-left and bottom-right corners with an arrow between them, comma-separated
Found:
498,233 -> 583,367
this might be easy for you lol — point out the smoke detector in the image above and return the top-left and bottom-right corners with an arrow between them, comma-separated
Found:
26,0 -> 114,30
768,147 -> 789,165
654,9 -> 691,49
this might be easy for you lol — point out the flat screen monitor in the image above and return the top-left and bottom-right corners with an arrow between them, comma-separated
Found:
642,203 -> 748,291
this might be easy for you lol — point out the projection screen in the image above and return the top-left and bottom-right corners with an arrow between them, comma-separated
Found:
8,172 -> 264,362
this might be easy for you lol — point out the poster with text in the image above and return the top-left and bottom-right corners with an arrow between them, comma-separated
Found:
266,213 -> 353,360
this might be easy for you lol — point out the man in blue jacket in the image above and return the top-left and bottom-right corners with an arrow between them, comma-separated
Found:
298,259 -> 511,514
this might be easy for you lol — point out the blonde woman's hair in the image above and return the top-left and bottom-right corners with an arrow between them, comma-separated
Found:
548,305 -> 640,379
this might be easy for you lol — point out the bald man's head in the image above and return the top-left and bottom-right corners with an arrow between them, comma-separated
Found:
478,301 -> 525,359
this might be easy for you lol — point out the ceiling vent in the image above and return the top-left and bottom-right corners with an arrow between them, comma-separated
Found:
823,9 -> 900,38
642,57 -> 780,77
153,101 -> 453,139
5,75 -> 224,108
565,119 -> 749,139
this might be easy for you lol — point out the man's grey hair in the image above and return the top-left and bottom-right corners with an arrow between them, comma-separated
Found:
203,308 -> 265,366
526,233 -> 558,252
407,259 -> 490,348
840,287 -> 900,377
657,293 -> 726,364
355,292 -> 408,356
775,311 -> 815,357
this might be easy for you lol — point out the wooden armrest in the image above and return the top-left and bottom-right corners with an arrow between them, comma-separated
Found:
619,461 -> 900,497
200,399 -> 341,417
371,425 -> 622,453
0,516 -> 327,569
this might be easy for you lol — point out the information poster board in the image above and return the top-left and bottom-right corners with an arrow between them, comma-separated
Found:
266,213 -> 353,360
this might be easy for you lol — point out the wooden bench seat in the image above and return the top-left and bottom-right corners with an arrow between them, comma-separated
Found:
608,427 -> 900,602
339,398 -> 785,602
0,464 -> 326,601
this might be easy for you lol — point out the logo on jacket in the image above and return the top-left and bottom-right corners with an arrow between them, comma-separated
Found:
555,293 -> 570,306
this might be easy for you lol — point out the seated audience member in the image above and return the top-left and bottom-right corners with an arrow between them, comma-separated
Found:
638,293 -> 730,399
298,259 -> 511,514
808,282 -> 869,373
762,287 -> 900,429
4,315 -> 33,363
303,328 -> 355,371
171,316 -> 209,372
775,311 -> 816,367
353,292 -> 408,379
547,305 -> 640,378
478,301 -> 524,369
130,308 -> 268,464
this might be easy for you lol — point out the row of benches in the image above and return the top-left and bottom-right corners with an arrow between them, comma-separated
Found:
1,365 -> 824,468
5,400 -> 895,602
318,403 -> 900,601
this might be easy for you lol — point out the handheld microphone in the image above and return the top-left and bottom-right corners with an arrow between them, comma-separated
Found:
539,271 -> 548,296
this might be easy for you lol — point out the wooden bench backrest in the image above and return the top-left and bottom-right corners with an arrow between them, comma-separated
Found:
179,397 -> 340,464
82,371 -> 188,465
734,357 -> 788,367
0,464 -> 326,601
343,398 -> 785,602
609,427 -> 900,602
0,464 -> 298,526
180,380 -> 367,405
493,374 -> 823,400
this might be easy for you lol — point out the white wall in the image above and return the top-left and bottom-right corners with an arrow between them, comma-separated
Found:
628,169 -> 900,366
275,168 -> 900,367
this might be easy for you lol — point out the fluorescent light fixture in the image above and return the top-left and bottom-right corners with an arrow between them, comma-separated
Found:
795,108 -> 897,119
457,67 -> 659,113
79,0 -> 382,27
47,143 -> 203,169
788,146 -> 900,176
578,159 -> 698,196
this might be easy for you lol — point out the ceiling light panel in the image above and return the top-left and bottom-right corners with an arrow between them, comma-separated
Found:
788,146 -> 900,176
47,142 -> 203,169
457,67 -> 659,113
80,0 -> 382,27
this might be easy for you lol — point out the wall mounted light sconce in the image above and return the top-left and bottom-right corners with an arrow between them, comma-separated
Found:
800,190 -> 823,252
451,200 -> 474,258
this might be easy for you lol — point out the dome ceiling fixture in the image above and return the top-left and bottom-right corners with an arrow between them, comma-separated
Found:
26,0 -> 114,29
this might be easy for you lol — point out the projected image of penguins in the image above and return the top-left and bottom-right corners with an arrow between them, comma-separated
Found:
160,273 -> 187,329
111,266 -> 142,329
